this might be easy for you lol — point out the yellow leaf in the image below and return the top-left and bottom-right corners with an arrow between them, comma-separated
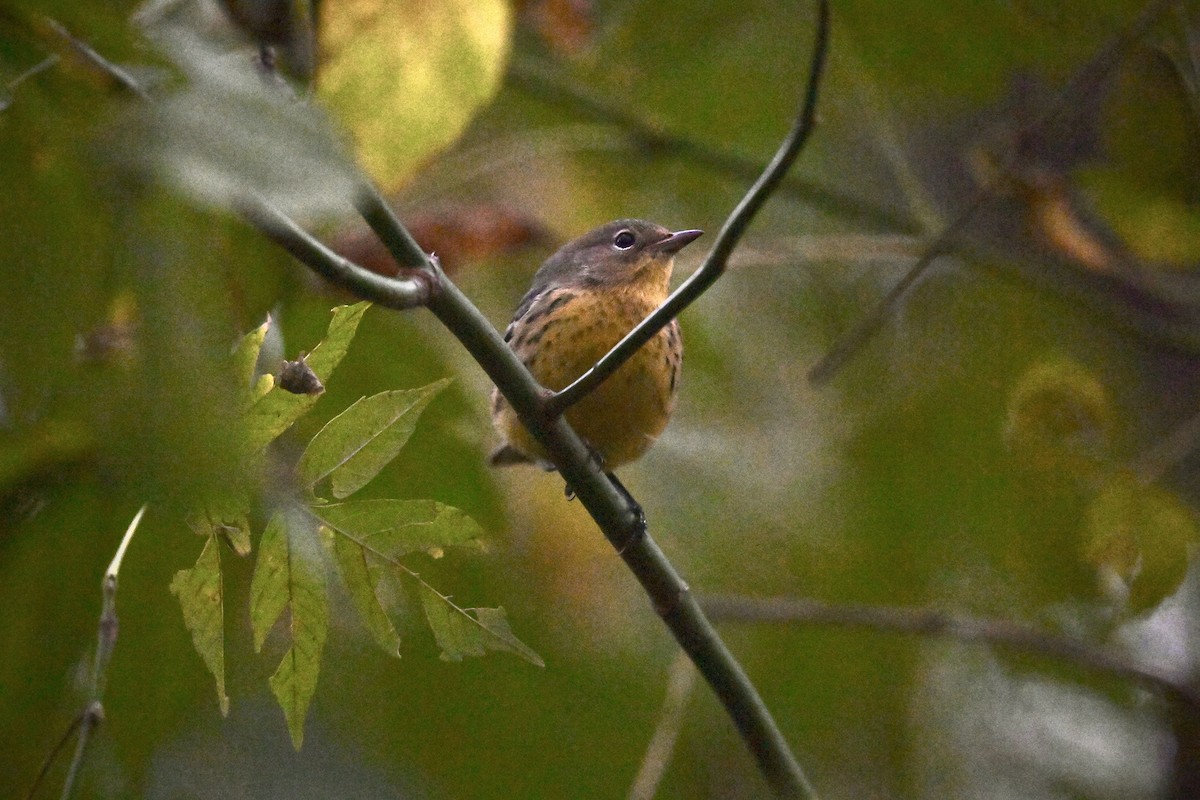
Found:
317,0 -> 513,189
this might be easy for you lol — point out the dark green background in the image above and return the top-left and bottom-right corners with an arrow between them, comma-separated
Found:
3,0 -> 1199,797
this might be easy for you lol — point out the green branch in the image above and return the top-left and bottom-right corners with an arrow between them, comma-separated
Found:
544,0 -> 829,418
26,507 -> 147,800
252,187 -> 823,798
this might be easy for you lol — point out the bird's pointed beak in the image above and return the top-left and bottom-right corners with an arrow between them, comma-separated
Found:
652,229 -> 703,256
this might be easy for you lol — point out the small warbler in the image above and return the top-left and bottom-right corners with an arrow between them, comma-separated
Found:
490,219 -> 703,470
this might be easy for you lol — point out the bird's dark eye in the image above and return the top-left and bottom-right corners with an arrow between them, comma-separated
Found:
613,230 -> 636,250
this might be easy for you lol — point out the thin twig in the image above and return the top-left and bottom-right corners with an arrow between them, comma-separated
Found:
806,0 -> 1181,387
629,651 -> 698,800
27,507 -> 147,800
41,17 -> 151,101
545,0 -> 830,418
24,712 -> 86,800
701,594 -> 1200,713
238,197 -> 434,310
0,55 -> 60,111
294,5 -> 831,794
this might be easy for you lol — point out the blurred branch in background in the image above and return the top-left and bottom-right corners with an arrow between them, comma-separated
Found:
508,55 -> 909,233
628,651 -> 698,800
25,507 -> 146,800
806,0 -> 1184,387
37,17 -> 149,100
700,594 -> 1200,714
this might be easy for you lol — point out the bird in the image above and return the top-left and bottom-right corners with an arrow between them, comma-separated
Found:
489,219 -> 703,473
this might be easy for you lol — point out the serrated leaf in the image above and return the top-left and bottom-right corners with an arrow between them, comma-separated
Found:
312,498 -> 484,558
417,583 -> 542,666
190,490 -> 253,557
319,525 -> 402,657
250,512 -> 290,651
269,534 -> 328,750
297,379 -> 451,498
250,511 -> 329,749
170,536 -> 230,715
244,302 -> 370,452
233,317 -> 270,402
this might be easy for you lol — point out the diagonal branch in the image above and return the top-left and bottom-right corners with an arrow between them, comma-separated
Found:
245,139 -> 822,800
544,0 -> 830,418
806,0 -> 1180,387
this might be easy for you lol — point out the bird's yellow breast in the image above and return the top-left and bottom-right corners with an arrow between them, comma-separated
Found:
495,286 -> 681,469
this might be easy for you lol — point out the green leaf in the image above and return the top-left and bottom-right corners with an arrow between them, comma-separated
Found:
250,511 -> 329,749
244,302 -> 370,452
170,536 -> 230,715
417,583 -> 543,666
297,379 -> 451,498
233,317 -> 270,402
311,498 -> 484,558
190,489 -> 253,557
319,525 -> 402,657
249,512 -> 290,652
1085,471 -> 1199,612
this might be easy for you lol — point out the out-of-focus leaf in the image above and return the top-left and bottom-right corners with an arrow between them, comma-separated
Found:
0,418 -> 93,489
311,498 -> 484,558
169,536 -> 229,715
232,317 -> 270,400
418,583 -> 543,666
1083,171 -> 1200,265
249,511 -> 329,748
297,379 -> 451,499
319,525 -> 402,657
137,15 -> 358,217
316,0 -> 513,189
1005,357 -> 1114,478
1085,470 -> 1198,612
243,302 -> 369,452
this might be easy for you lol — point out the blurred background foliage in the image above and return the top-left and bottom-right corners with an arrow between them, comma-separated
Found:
2,0 -> 1200,797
